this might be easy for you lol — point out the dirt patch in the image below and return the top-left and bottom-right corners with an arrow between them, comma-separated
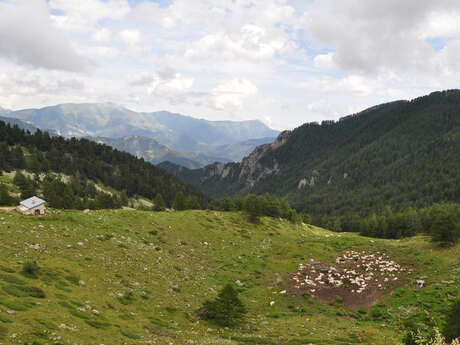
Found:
289,250 -> 412,308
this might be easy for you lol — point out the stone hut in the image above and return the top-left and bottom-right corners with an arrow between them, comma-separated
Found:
17,196 -> 46,216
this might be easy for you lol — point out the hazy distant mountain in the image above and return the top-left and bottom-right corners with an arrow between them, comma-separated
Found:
203,137 -> 276,162
0,107 -> 10,116
9,103 -> 279,152
0,115 -> 47,134
91,136 -> 229,169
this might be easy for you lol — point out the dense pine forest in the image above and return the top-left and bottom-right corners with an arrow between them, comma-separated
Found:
0,120 -> 205,209
168,90 -> 460,217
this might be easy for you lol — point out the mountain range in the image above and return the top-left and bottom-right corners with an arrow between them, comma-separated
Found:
2,103 -> 278,168
162,89 -> 460,215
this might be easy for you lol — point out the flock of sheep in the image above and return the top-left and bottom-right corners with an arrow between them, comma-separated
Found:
292,251 -> 409,296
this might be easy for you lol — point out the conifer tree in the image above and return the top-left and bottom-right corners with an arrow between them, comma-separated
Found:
431,208 -> 460,246
198,284 -> 246,328
186,195 -> 200,210
13,171 -> 28,189
154,193 -> 166,211
0,184 -> 12,206
172,191 -> 186,211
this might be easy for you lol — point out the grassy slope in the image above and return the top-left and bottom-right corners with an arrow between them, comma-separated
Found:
0,210 -> 458,345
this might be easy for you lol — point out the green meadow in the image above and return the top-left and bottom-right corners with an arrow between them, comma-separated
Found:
0,209 -> 458,345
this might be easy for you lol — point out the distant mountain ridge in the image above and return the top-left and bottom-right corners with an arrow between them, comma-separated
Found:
0,106 -> 11,116
3,103 -> 278,167
7,103 -> 279,151
0,115 -> 48,134
163,89 -> 460,215
90,136 -> 229,169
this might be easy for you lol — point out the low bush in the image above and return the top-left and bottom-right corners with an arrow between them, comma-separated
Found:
22,262 -> 40,278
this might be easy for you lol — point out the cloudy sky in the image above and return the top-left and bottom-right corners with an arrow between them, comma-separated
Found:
1,0 -> 460,129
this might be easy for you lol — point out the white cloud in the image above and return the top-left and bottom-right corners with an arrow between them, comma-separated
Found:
211,79 -> 258,110
49,0 -> 130,32
303,0 -> 460,77
313,53 -> 335,70
0,62 -> 88,108
80,46 -> 120,58
131,68 -> 194,102
185,24 -> 291,61
303,75 -> 395,97
0,0 -> 89,72
3,0 -> 460,130
119,29 -> 142,46
92,28 -> 113,43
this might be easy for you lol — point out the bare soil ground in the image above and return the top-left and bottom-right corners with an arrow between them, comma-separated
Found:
289,250 -> 412,308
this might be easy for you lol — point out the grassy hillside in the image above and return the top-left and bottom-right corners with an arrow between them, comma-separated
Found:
0,209 -> 458,345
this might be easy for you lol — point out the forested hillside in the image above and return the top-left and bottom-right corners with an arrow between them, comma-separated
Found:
0,121 -> 204,208
165,90 -> 460,216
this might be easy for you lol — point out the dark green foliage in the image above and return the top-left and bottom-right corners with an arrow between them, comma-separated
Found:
444,299 -> 460,342
213,194 -> 300,223
0,184 -> 15,206
13,171 -> 36,199
153,193 -> 166,211
121,330 -> 141,339
64,274 -> 80,286
2,285 -> 46,298
429,206 -> 460,247
314,203 -> 460,243
173,90 -> 460,219
172,191 -> 186,210
198,284 -> 246,327
402,327 -> 436,345
0,121 -> 205,209
22,261 -> 40,278
22,286 -> 46,298
84,320 -> 111,329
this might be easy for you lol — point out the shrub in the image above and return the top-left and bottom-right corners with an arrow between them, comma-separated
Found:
408,328 -> 460,345
197,284 -> 246,327
22,286 -> 46,299
64,274 -> 80,286
121,330 -> 141,339
444,300 -> 460,342
22,262 -> 40,278
3,285 -> 45,298
430,207 -> 460,247
84,320 -> 111,329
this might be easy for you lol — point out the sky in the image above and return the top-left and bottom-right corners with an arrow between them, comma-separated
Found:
1,0 -> 460,130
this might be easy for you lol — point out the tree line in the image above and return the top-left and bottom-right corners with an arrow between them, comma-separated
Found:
212,194 -> 303,223
313,203 -> 460,246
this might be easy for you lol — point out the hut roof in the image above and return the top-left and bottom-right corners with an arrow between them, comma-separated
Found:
19,196 -> 46,209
